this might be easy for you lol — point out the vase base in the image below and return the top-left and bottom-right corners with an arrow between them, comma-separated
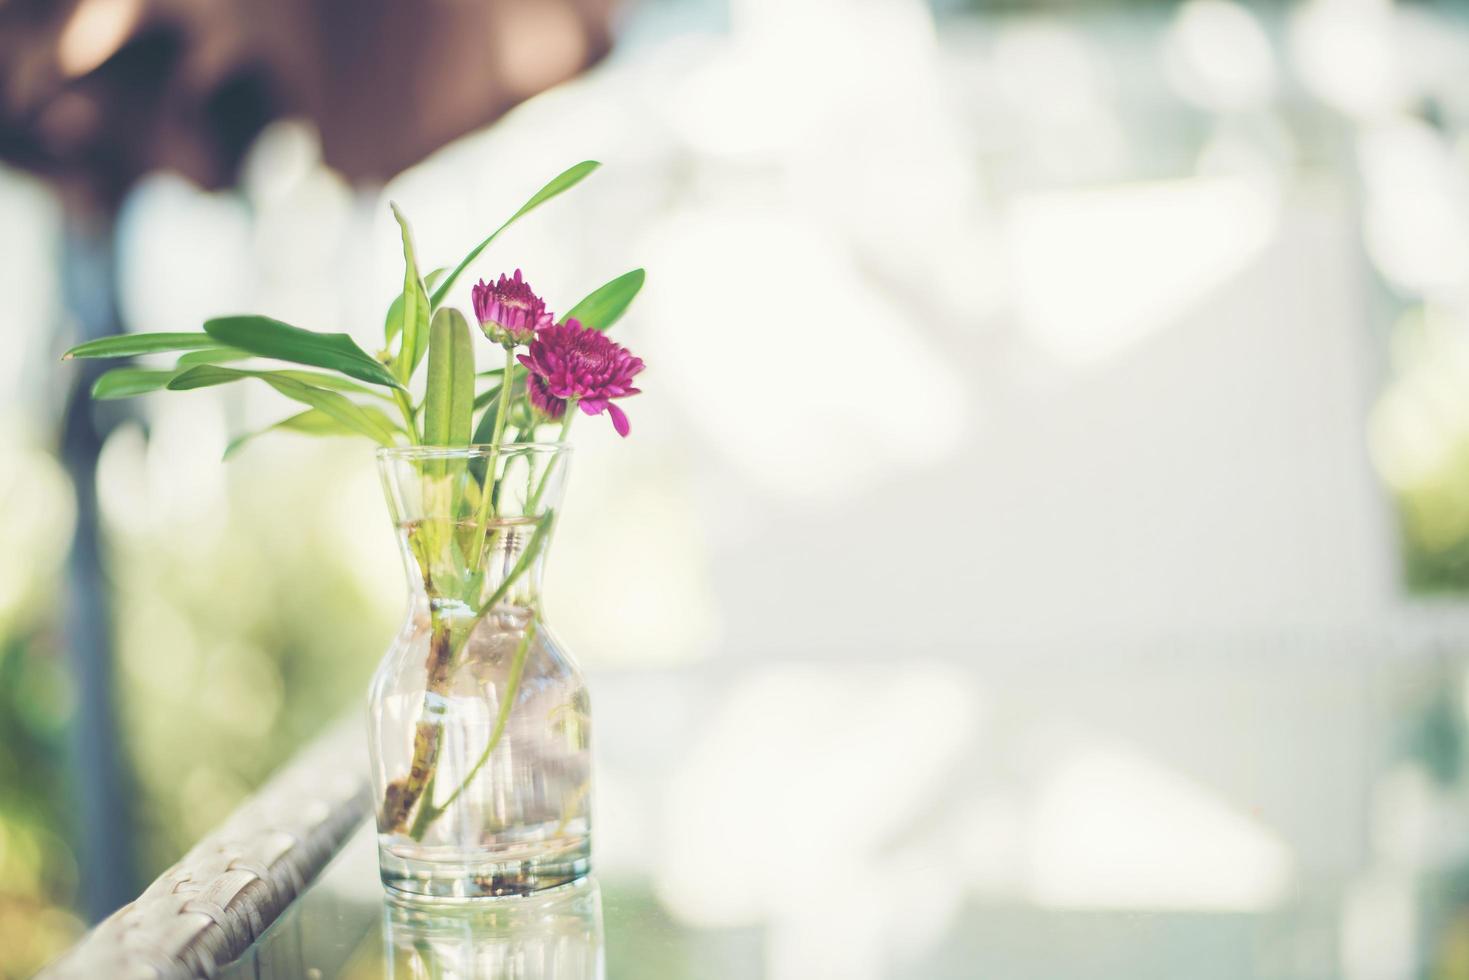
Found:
377,833 -> 591,900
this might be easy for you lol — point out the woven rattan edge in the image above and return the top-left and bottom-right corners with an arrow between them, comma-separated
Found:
39,717 -> 370,979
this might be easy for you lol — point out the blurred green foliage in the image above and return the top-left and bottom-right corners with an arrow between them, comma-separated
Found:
1370,308 -> 1469,593
106,432 -> 397,874
0,449 -> 83,977
0,430 -> 398,977
0,623 -> 85,977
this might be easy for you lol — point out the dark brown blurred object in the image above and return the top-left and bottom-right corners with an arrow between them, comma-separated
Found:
0,0 -> 615,209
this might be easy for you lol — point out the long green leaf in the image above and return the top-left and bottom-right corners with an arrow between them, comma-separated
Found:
473,383 -> 502,414
430,161 -> 601,309
385,267 -> 446,345
63,332 -> 221,359
168,366 -> 400,445
249,374 -> 401,445
422,308 -> 476,446
389,204 -> 432,382
271,370 -> 394,400
223,409 -> 363,459
167,365 -> 248,391
562,269 -> 645,331
203,315 -> 402,389
177,347 -> 252,367
90,368 -> 177,400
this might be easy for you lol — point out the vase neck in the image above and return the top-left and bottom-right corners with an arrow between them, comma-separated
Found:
398,516 -> 550,614
378,445 -> 571,619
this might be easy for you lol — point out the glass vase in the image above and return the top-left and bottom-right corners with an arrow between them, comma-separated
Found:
383,877 -> 604,977
369,444 -> 591,900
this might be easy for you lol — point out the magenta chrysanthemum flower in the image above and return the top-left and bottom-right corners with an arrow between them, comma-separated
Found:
471,269 -> 553,345
518,319 -> 645,437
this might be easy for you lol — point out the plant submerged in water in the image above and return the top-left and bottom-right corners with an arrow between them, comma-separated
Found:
64,161 -> 646,849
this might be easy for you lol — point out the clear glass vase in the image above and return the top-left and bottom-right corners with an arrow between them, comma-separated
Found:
369,445 -> 591,900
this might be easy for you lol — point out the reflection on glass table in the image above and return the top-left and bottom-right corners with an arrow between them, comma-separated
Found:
383,877 -> 602,978
220,824 -> 761,980
215,652 -> 1469,979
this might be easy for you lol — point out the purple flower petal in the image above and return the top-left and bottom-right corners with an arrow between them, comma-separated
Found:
607,402 -> 630,437
472,271 -> 549,344
518,319 -> 646,435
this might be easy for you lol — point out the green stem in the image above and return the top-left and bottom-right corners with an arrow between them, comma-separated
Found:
553,779 -> 591,837
406,771 -> 438,840
409,617 -> 538,840
393,388 -> 419,443
524,427 -> 538,505
396,397 -> 562,841
489,346 -> 515,453
403,518 -> 550,838
441,510 -> 551,681
379,609 -> 454,833
475,516 -> 551,618
472,344 -> 516,561
526,399 -> 576,515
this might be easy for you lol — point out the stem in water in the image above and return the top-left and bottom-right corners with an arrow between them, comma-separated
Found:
379,609 -> 454,833
409,617 -> 538,840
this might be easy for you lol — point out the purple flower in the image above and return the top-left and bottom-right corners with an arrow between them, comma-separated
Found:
519,319 -> 645,437
471,269 -> 553,345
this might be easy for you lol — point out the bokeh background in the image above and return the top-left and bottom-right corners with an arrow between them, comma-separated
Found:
9,0 -> 1469,976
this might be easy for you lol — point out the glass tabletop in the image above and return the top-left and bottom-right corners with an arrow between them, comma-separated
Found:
217,652 -> 1469,979
217,825 -> 733,980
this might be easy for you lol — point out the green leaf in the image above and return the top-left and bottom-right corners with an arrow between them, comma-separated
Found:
562,269 -> 645,331
168,366 -> 401,445
470,399 -> 499,447
177,347 -> 252,367
515,412 -> 543,443
90,368 -> 177,400
385,267 -> 446,345
223,409 -> 363,460
422,308 -> 476,446
271,370 -> 394,400
431,161 -> 601,309
473,383 -> 502,414
203,315 -> 403,389
177,364 -> 382,398
166,365 -> 245,391
384,295 -> 401,342
389,204 -> 432,382
63,332 -> 221,359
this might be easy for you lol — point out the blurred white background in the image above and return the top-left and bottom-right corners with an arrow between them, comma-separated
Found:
13,0 -> 1469,977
